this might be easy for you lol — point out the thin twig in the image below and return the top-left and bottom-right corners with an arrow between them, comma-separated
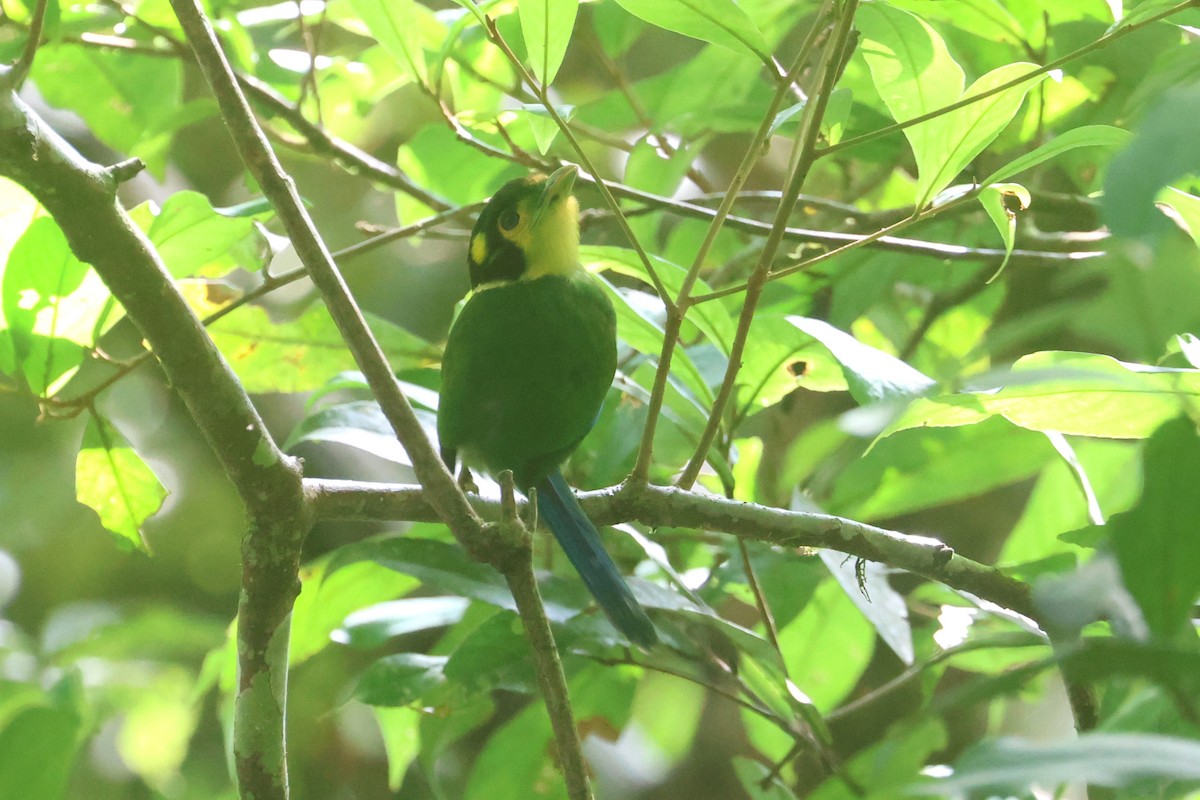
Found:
677,0 -> 861,490
628,1 -> 836,484
689,187 -> 987,306
818,0 -> 1198,159
5,0 -> 49,87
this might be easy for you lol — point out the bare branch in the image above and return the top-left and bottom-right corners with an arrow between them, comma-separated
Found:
4,0 -> 49,87
306,479 -> 1036,621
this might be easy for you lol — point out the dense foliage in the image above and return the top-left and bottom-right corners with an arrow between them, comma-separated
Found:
1,0 -> 1199,798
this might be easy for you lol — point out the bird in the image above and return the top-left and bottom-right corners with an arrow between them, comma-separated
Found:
437,165 -> 658,648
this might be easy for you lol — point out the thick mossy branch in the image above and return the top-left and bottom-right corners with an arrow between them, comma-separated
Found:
0,84 -> 309,800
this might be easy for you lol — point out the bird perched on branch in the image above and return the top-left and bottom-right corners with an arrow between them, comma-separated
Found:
438,165 -> 658,648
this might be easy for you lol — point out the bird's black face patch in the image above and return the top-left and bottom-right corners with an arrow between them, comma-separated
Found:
466,167 -> 579,288
468,177 -> 534,288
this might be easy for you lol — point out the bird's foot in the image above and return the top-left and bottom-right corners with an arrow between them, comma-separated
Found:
457,467 -> 479,495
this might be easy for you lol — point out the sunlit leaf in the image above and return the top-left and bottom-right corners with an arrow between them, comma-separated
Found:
879,351 -> 1200,441
613,0 -> 769,60
349,0 -> 427,85
2,216 -> 113,394
210,305 -> 437,393
786,316 -> 935,405
857,4 -> 1045,206
144,191 -> 261,279
519,0 -> 578,85
75,413 -> 167,552
832,417 -> 1052,522
336,596 -> 471,648
977,182 -> 1030,283
292,558 -> 418,664
913,63 -> 1045,206
31,45 -> 183,174
981,124 -> 1132,185
373,707 -> 421,791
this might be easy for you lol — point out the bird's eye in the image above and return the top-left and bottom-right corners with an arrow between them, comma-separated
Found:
499,208 -> 520,231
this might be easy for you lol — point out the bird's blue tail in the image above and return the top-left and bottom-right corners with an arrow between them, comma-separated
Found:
536,471 -> 657,648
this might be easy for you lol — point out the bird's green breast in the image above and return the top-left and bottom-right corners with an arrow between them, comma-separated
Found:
438,273 -> 617,489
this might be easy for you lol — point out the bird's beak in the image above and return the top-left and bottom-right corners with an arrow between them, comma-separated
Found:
534,164 -> 578,225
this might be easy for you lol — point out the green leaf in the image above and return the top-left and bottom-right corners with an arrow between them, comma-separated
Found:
878,351 -> 1200,441
285,400 -> 440,466
786,316 -> 935,405
349,0 -> 427,85
336,597 -> 471,649
75,414 -> 167,552
144,191 -> 260,279
1158,185 -> 1200,250
821,552 -> 912,665
626,671 -> 705,762
977,182 -> 1030,283
1103,87 -> 1200,238
395,125 -> 516,224
593,273 -> 716,408
209,305 -> 436,393
857,5 -> 1045,206
444,611 -> 537,694
519,0 -> 578,85
372,707 -> 420,791
0,704 -> 83,800
330,537 -> 585,623
357,653 -> 448,706
810,718 -> 947,800
733,756 -> 796,800
583,245 -> 734,352
1179,333 -> 1200,369
2,216 -> 112,395
1002,438 -> 1138,566
461,690 -> 562,800
514,103 -> 573,154
777,577 -> 874,711
913,62 -> 1045,206
291,557 -> 418,664
1108,416 -> 1200,639
623,135 -> 698,195
31,45 -> 183,174
857,3 -> 965,186
613,0 -> 769,60
0,177 -> 39,273
981,124 -> 1132,185
829,417 -> 1053,522
920,733 -> 1200,795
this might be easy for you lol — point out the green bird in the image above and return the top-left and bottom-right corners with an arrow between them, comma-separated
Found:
438,165 -> 658,648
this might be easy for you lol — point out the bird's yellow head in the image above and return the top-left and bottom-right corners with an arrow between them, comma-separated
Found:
467,165 -> 580,288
